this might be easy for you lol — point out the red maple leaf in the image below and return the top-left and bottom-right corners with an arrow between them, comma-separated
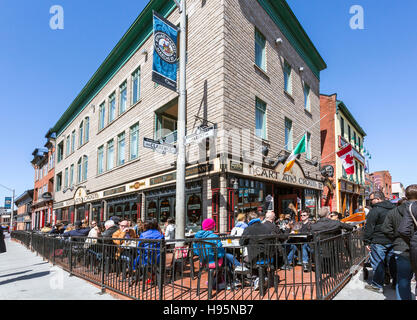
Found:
345,154 -> 354,165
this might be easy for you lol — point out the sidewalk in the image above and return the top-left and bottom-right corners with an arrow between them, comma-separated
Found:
334,266 -> 416,300
0,234 -> 116,300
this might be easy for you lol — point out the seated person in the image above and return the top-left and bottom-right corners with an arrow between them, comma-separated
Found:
62,221 -> 90,239
112,220 -> 137,260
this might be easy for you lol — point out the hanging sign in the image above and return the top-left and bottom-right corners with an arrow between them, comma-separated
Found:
185,124 -> 217,145
143,137 -> 177,155
4,197 -> 11,209
152,11 -> 179,92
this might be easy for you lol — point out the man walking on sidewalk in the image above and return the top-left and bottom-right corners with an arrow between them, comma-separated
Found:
382,185 -> 417,300
363,190 -> 396,293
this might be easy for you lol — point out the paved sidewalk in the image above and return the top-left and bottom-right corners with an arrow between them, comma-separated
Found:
334,266 -> 416,300
0,234 -> 116,300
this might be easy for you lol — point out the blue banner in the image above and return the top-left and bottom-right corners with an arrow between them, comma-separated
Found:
4,197 -> 11,209
152,11 -> 178,92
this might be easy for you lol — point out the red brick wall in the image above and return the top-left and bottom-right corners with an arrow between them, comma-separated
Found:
371,171 -> 392,200
320,94 -> 337,210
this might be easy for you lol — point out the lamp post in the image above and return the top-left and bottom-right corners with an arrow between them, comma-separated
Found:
174,0 -> 187,245
0,184 -> 15,231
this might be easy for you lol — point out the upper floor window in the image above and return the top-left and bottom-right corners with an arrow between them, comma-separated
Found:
306,132 -> 312,159
348,125 -> 351,143
108,92 -> 116,123
304,84 -> 311,111
64,167 -> 69,188
107,139 -> 114,171
340,117 -> 345,138
132,68 -> 141,105
99,102 -> 106,130
97,146 -> 104,174
285,118 -> 293,151
117,132 -> 125,166
353,131 -> 357,146
79,121 -> 84,146
82,155 -> 88,181
155,101 -> 178,144
84,117 -> 90,143
65,135 -> 70,156
71,130 -> 76,153
56,172 -> 62,192
284,61 -> 292,95
119,81 -> 127,115
77,158 -> 82,184
255,98 -> 267,140
70,164 -> 74,187
130,123 -> 139,160
255,28 -> 266,71
57,141 -> 64,163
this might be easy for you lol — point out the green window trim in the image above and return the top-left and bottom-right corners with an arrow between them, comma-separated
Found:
255,98 -> 267,140
255,28 -> 266,71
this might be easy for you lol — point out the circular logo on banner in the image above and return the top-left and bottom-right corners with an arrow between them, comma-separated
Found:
154,31 -> 177,64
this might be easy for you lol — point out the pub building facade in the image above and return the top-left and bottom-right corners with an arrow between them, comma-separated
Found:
30,131 -> 56,230
320,94 -> 367,215
51,0 -> 326,234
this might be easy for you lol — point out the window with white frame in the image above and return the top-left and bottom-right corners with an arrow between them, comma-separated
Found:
255,98 -> 267,140
77,158 -> 82,184
97,146 -> 104,174
99,102 -> 106,130
306,132 -> 312,159
84,117 -> 89,143
284,61 -> 292,95
119,81 -> 127,115
117,132 -> 125,166
130,123 -> 139,160
304,83 -> 311,111
70,164 -> 74,186
108,92 -> 116,123
285,117 -> 293,151
82,155 -> 88,181
255,28 -> 266,71
64,167 -> 68,188
132,68 -> 140,105
71,130 -> 76,153
79,121 -> 84,146
107,139 -> 114,170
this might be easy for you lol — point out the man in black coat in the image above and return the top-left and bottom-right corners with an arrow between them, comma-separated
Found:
363,190 -> 396,293
0,226 -> 6,254
399,198 -> 417,276
310,207 -> 354,236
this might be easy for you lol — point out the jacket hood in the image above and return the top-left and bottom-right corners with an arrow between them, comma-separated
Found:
235,222 -> 248,229
397,201 -> 415,217
141,229 -> 164,240
194,230 -> 215,239
373,200 -> 396,210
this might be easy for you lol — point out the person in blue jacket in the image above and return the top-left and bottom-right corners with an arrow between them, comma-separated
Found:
134,219 -> 164,269
62,221 -> 90,239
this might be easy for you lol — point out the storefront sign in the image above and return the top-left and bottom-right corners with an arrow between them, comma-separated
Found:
42,192 -> 53,200
346,183 -> 354,193
74,188 -> 100,205
185,125 -> 217,145
150,163 -> 213,186
230,161 -> 243,172
103,186 -> 126,197
247,162 -> 323,190
188,204 -> 201,210
143,137 -> 177,155
129,181 -> 146,190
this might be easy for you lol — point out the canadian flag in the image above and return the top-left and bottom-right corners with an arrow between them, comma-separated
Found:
337,144 -> 355,175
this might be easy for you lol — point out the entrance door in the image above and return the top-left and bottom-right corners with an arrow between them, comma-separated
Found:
278,194 -> 298,220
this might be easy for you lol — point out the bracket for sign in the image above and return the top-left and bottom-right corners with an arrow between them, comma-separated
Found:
193,115 -> 217,128
173,0 -> 182,12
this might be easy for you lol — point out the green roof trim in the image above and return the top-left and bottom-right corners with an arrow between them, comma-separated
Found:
52,0 -> 177,137
336,100 -> 367,137
257,0 -> 327,79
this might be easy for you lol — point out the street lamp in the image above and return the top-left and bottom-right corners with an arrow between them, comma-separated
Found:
0,183 -> 15,231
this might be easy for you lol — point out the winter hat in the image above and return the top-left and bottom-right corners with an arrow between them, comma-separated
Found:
202,218 -> 215,231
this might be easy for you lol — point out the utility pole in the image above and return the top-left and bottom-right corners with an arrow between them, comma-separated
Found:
175,0 -> 187,245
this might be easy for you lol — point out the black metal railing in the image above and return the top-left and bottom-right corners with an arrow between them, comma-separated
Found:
11,228 -> 367,300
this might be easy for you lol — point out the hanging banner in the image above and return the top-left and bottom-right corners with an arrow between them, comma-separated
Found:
152,11 -> 178,92
4,197 -> 11,209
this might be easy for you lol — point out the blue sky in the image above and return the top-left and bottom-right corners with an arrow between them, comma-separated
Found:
0,0 -> 416,205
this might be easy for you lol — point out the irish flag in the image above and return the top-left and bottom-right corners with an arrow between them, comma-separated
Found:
284,134 -> 306,173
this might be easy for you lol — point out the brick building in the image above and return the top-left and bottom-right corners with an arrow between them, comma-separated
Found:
31,131 -> 56,230
51,0 -> 327,233
320,94 -> 366,215
15,190 -> 34,231
370,170 -> 392,200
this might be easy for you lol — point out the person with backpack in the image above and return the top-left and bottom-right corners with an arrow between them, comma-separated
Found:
382,184 -> 417,300
399,200 -> 417,276
363,190 -> 396,294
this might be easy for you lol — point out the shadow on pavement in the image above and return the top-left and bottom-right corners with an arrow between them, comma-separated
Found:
0,270 -> 32,278
0,271 -> 50,286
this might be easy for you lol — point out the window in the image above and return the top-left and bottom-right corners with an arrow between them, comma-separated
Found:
66,135 -> 70,156
353,131 -> 357,146
285,118 -> 293,151
340,117 -> 345,138
358,137 -> 361,151
306,132 -> 312,159
51,152 -> 55,169
117,132 -> 125,166
99,102 -> 106,130
119,81 -> 127,115
255,28 -> 266,71
304,84 -> 311,111
56,172 -> 62,192
84,117 -> 89,143
132,68 -> 140,105
64,168 -> 69,188
82,156 -> 88,181
71,130 -> 76,153
284,61 -> 292,95
79,121 -> 84,146
155,101 -> 178,143
108,92 -> 116,123
107,139 -> 114,171
348,125 -> 351,143
70,164 -> 74,187
76,158 -> 82,183
57,141 -> 64,162
255,98 -> 267,139
97,146 -> 104,174
130,123 -> 139,160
